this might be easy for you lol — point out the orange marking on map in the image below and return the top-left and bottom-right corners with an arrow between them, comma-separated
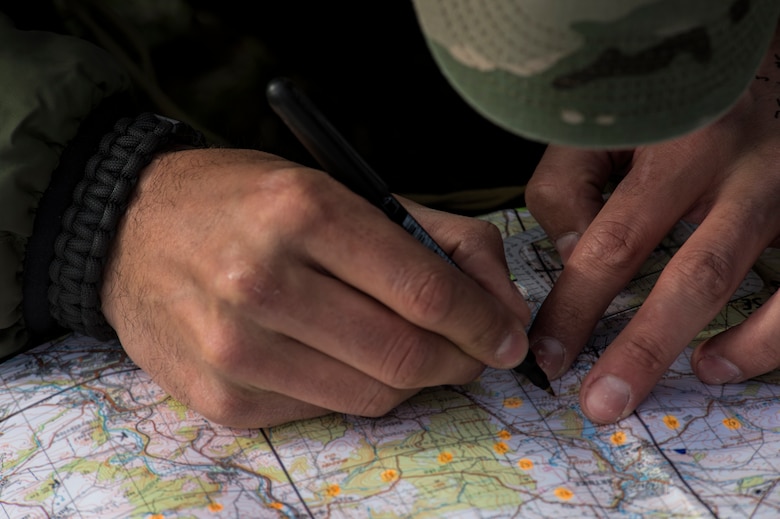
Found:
663,415 -> 680,429
610,431 -> 626,446
148,515 -> 164,519
438,452 -> 453,464
723,417 -> 741,430
325,484 -> 341,497
269,502 -> 284,510
493,442 -> 510,455
554,487 -> 574,501
503,397 -> 523,408
207,502 -> 223,512
497,430 -> 511,440
381,469 -> 399,482
518,458 -> 534,470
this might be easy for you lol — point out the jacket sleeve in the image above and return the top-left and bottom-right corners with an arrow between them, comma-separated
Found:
0,14 -> 132,357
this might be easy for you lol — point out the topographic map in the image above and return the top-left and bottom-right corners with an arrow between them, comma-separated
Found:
1,208 -> 779,518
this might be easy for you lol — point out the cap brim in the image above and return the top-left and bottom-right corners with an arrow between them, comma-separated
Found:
414,0 -> 780,148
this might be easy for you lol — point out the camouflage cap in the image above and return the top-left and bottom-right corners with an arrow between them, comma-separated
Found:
411,0 -> 780,148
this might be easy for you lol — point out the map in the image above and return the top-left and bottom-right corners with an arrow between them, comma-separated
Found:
2,208 -> 779,518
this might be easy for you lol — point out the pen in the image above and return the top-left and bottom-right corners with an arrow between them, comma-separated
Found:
265,77 -> 553,396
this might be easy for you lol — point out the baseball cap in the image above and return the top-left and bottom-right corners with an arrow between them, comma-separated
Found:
411,0 -> 780,148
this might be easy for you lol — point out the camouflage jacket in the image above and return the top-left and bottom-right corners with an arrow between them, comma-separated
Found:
0,13 -> 132,357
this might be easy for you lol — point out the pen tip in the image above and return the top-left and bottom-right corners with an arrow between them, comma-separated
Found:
544,386 -> 556,397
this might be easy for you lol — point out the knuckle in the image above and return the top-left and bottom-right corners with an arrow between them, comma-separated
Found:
212,257 -> 283,313
395,268 -> 456,325
262,165 -> 320,200
279,168 -> 342,223
469,218 -> 503,240
545,300 -> 590,335
378,330 -> 433,388
525,175 -> 562,210
618,332 -> 671,377
197,386 -> 268,428
667,248 -> 735,307
457,221 -> 504,256
579,219 -> 646,272
251,166 -> 336,233
352,383 -> 410,418
198,322 -> 248,375
161,371 -> 249,427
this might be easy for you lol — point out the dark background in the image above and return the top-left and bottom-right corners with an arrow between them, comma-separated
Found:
8,1 -> 547,213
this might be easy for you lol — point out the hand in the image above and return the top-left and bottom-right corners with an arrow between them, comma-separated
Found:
101,148 -> 530,428
524,28 -> 780,424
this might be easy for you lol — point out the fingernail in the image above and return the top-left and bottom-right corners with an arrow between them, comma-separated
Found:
555,232 -> 580,265
532,337 -> 564,378
696,354 -> 742,384
583,374 -> 631,423
496,330 -> 528,367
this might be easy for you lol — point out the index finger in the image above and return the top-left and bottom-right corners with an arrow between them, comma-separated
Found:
528,148 -> 706,379
311,192 -> 530,370
580,200 -> 769,423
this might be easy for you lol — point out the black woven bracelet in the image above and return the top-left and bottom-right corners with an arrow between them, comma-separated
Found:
48,113 -> 206,340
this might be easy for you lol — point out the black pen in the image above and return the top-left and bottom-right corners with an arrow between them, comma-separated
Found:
265,77 -> 553,396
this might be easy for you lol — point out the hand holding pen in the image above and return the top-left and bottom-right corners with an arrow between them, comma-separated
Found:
99,80 -> 541,430
267,77 -> 551,394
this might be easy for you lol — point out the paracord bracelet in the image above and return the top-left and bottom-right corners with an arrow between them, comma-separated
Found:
48,113 -> 206,340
